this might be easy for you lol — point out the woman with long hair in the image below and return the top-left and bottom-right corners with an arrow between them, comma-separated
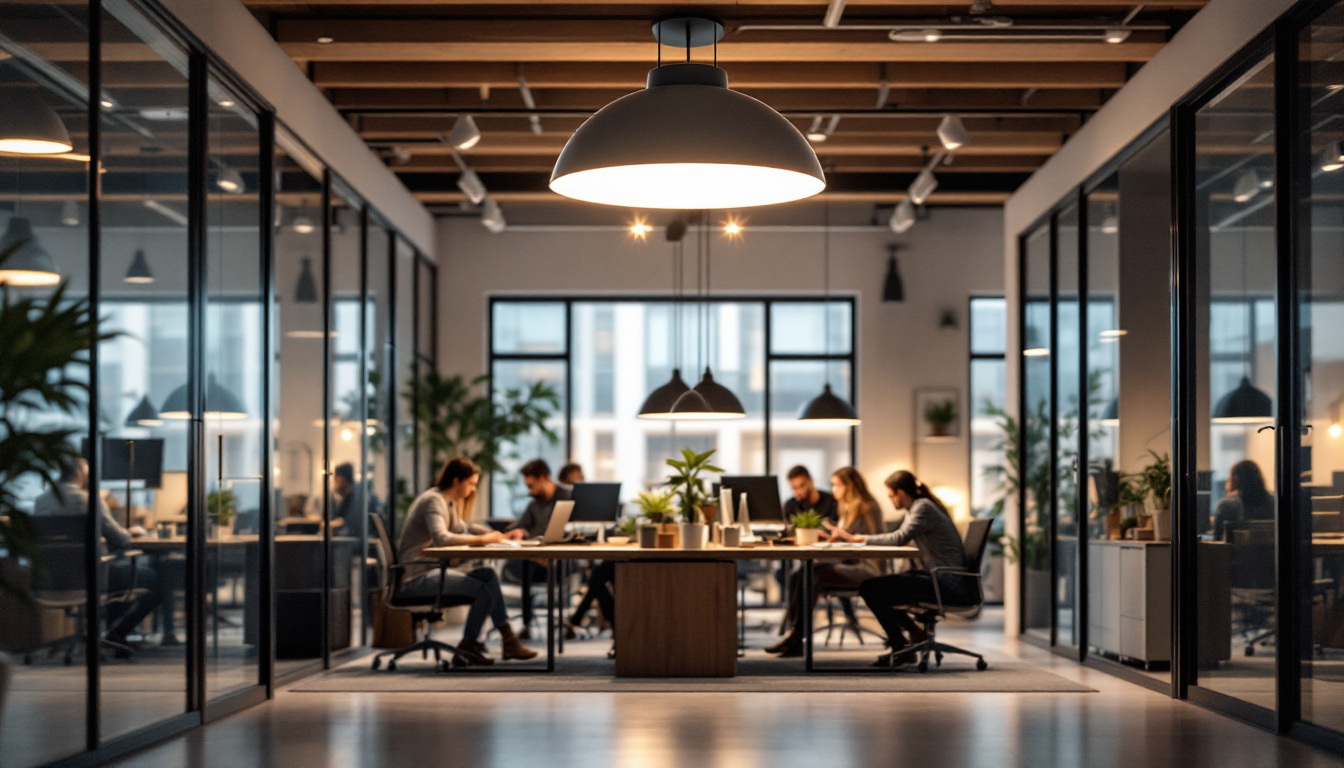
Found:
397,456 -> 538,667
766,466 -> 884,657
1212,459 -> 1274,540
832,469 -> 976,667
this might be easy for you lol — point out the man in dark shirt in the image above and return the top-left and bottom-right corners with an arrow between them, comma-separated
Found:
504,459 -> 572,637
782,465 -> 839,523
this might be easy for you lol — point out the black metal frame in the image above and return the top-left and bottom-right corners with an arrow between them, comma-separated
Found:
484,295 -> 860,518
967,295 -> 1007,524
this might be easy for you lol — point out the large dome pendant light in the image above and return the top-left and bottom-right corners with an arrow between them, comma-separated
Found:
1212,221 -> 1272,424
669,214 -> 746,419
0,216 -> 60,286
639,221 -> 692,418
800,201 -> 860,425
550,15 -> 825,210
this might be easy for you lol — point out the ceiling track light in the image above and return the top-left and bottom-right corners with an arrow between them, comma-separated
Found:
889,199 -> 916,234
936,114 -> 969,151
457,167 -> 487,205
550,14 -> 824,209
60,200 -> 79,227
1232,169 -> 1263,203
481,197 -> 506,233
291,214 -> 316,235
216,166 -> 244,194
1321,141 -> 1344,172
449,114 -> 481,151
909,166 -> 938,205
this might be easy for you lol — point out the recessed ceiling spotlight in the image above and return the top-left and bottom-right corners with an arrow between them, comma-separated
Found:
218,99 -> 235,108
316,36 -> 334,44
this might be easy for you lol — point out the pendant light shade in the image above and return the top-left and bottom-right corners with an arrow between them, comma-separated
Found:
1211,376 -> 1273,424
126,395 -> 162,427
0,217 -> 60,286
883,255 -> 905,303
124,249 -> 154,284
550,58 -> 825,209
294,257 -> 318,303
665,369 -> 745,420
638,368 -> 691,419
799,384 -> 860,425
160,374 -> 247,420
664,387 -> 719,420
0,93 -> 74,155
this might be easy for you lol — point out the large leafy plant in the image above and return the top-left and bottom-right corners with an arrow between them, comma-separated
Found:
663,448 -> 724,523
404,369 -> 559,477
0,241 -> 114,597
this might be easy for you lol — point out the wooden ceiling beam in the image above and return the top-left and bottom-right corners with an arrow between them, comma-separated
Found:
247,0 -> 1205,7
389,154 -> 1050,173
310,60 -> 1130,90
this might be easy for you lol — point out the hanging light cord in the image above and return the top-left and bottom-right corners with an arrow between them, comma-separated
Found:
697,216 -> 705,374
706,211 -> 714,374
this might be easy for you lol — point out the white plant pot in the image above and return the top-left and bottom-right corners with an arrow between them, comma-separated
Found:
795,528 -> 820,546
680,523 -> 707,550
1150,503 -> 1171,542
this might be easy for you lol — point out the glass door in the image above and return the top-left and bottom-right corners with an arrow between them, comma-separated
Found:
1189,53 -> 1278,712
1056,203 -> 1083,649
203,77 -> 266,700
1022,223 -> 1053,640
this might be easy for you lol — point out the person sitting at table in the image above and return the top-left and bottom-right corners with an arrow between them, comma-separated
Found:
767,466 -> 883,657
783,465 -> 839,524
397,456 -> 538,667
33,456 -> 162,655
557,462 -> 585,488
832,470 -> 975,667
505,459 -> 573,638
1212,459 -> 1274,541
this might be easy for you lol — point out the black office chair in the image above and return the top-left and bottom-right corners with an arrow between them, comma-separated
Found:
368,513 -> 474,672
894,518 -> 993,673
25,515 -> 147,665
814,588 -> 885,648
1228,520 -> 1276,657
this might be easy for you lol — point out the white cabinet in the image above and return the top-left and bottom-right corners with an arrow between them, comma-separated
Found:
1087,541 -> 1171,665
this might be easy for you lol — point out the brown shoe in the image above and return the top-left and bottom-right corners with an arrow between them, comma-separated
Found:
451,640 -> 495,667
497,624 -> 539,661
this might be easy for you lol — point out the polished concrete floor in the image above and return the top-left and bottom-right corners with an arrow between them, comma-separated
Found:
102,611 -> 1342,768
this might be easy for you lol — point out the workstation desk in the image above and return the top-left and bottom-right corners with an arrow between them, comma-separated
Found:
422,542 -> 919,677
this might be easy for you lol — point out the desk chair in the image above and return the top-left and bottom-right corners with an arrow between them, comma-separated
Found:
1229,520 -> 1276,657
368,514 -> 473,672
25,516 -> 147,665
815,588 -> 885,648
891,518 -> 992,673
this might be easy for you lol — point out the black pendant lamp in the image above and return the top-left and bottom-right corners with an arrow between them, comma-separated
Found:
124,249 -> 154,284
639,222 -> 693,418
1212,377 -> 1273,424
294,257 -> 319,303
800,200 -> 860,425
668,213 -> 745,419
125,394 -> 162,427
160,373 -> 247,421
883,245 -> 904,303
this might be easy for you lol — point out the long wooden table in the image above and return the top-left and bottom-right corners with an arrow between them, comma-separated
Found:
422,542 -> 919,677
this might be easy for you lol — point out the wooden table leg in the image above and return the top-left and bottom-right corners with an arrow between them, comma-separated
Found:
614,561 -> 737,677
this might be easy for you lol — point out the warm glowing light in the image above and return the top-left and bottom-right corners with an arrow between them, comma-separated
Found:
806,131 -> 827,143
628,219 -> 653,239
340,427 -> 354,442
0,269 -> 61,286
722,219 -> 743,238
550,163 -> 826,210
316,36 -> 334,44
1330,423 -> 1343,440
1099,329 -> 1128,341
0,138 -> 73,155
1023,348 -> 1050,357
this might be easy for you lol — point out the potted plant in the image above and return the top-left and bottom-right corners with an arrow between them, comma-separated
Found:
791,510 -> 824,546
634,488 -> 676,548
1138,450 -> 1172,541
663,448 -> 723,550
924,399 -> 957,438
207,487 -> 237,538
0,240 -> 113,728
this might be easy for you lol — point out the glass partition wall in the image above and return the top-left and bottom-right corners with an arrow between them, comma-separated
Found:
0,4 -> 434,763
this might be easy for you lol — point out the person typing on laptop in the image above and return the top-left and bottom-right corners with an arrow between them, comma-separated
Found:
504,459 -> 573,637
397,457 -> 537,666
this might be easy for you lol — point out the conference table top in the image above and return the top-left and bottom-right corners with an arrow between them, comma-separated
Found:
422,541 -> 920,562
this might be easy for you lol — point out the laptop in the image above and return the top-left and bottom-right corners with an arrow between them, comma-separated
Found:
540,500 -> 576,544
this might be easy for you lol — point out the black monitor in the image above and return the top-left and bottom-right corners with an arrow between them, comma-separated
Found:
83,437 -> 164,488
570,482 -> 622,522
715,475 -> 784,522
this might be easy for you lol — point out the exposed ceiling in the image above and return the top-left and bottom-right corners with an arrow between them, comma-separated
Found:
244,1 -> 1208,217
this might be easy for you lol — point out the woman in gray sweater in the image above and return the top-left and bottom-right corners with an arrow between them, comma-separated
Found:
832,470 -> 975,667
397,457 -> 537,666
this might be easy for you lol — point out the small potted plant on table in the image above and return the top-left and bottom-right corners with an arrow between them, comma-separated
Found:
664,448 -> 723,550
634,489 -> 676,548
791,510 -> 824,546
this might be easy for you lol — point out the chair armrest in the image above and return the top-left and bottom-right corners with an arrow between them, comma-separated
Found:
926,567 -> 983,616
388,559 -> 455,571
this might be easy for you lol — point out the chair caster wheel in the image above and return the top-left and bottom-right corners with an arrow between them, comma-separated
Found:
372,657 -> 382,670
917,660 -> 928,673
441,660 -> 452,672
935,651 -> 943,667
387,660 -> 397,671
976,659 -> 988,671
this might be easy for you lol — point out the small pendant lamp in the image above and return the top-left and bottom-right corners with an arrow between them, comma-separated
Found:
0,216 -> 60,286
640,222 -> 693,418
1211,220 -> 1271,424
125,395 -> 162,427
160,374 -> 247,420
668,213 -> 745,419
800,200 -> 859,425
124,249 -> 154,284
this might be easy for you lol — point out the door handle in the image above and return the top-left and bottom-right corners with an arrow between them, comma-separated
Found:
217,434 -> 264,484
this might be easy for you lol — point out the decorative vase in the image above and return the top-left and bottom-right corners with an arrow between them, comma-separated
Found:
795,528 -> 820,546
638,524 -> 659,549
1149,500 -> 1172,542
722,525 -> 742,548
680,523 -> 707,550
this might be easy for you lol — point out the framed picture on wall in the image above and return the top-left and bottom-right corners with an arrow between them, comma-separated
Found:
915,388 -> 960,442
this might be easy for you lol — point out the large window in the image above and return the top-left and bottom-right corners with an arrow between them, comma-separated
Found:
969,297 -> 1007,517
489,298 -> 855,517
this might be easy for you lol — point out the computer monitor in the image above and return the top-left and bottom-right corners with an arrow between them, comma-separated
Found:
570,482 -> 622,522
83,437 -> 164,488
716,475 -> 785,522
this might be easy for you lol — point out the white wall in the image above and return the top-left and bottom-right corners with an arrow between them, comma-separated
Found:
437,206 -> 1005,524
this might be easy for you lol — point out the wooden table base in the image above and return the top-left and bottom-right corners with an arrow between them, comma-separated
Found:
614,561 -> 738,678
